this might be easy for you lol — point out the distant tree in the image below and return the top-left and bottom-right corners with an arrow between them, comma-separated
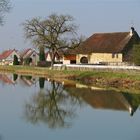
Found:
38,46 -> 47,67
132,44 -> 140,65
13,55 -> 19,65
23,13 -> 83,68
0,0 -> 11,25
39,46 -> 45,61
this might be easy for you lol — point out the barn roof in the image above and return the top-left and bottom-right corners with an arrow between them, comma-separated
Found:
65,28 -> 140,55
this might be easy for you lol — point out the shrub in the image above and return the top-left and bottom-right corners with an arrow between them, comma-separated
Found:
13,55 -> 19,65
132,44 -> 140,65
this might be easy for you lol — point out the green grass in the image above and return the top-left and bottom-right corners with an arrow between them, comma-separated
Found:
0,65 -> 140,92
66,70 -> 140,81
0,65 -> 140,81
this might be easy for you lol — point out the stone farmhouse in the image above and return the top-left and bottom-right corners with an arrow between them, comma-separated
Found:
63,27 -> 140,65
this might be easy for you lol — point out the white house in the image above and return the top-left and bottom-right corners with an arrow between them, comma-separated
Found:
20,48 -> 39,66
0,49 -> 20,65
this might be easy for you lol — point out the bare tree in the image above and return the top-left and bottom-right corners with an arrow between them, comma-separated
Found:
23,13 -> 83,67
0,0 -> 11,25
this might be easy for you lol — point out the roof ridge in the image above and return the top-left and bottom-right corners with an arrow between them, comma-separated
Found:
94,32 -> 129,35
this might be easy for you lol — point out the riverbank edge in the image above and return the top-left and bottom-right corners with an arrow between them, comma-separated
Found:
0,65 -> 140,91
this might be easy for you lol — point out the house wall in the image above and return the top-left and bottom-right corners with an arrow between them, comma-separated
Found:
76,53 -> 122,64
23,49 -> 33,59
46,53 -> 52,62
63,60 -> 71,64
76,54 -> 90,64
63,55 -> 76,64
7,51 -> 20,60
46,53 -> 63,63
30,53 -> 39,66
21,49 -> 39,66
2,51 -> 20,65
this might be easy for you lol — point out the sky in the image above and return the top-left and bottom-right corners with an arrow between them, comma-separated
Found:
0,0 -> 140,51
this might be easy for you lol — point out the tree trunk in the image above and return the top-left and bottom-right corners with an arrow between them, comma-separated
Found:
51,51 -> 55,69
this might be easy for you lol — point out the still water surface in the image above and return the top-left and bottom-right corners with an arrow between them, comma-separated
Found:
0,73 -> 140,140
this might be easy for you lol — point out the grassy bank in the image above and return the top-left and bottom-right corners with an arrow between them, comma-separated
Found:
0,65 -> 140,78
0,65 -> 140,90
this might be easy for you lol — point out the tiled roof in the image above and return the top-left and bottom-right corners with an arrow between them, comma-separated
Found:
0,49 -> 15,60
20,48 -> 32,58
64,55 -> 76,60
20,48 -> 38,58
73,32 -> 132,54
0,74 -> 15,84
26,50 -> 38,58
85,32 -> 130,53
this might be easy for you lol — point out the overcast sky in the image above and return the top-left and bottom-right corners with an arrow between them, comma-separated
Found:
0,0 -> 139,51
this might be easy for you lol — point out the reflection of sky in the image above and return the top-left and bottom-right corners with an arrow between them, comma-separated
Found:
0,76 -> 139,139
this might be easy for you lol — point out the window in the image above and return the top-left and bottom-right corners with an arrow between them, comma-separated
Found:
112,53 -> 119,58
112,53 -> 115,58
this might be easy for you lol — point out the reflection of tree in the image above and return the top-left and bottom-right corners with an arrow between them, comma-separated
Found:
39,77 -> 45,89
13,74 -> 18,81
122,92 -> 140,116
24,80 -> 83,129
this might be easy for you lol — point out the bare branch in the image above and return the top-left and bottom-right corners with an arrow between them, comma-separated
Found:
0,0 -> 11,25
22,13 -> 83,67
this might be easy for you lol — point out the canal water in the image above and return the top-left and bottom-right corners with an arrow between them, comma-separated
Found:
0,73 -> 140,140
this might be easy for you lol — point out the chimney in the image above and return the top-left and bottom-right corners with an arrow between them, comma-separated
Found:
130,27 -> 135,36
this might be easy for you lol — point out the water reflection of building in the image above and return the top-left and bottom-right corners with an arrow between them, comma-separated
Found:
0,74 -> 38,87
35,78 -> 140,117
0,73 -> 139,116
65,83 -> 140,116
0,74 -> 15,85
19,75 -> 37,87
